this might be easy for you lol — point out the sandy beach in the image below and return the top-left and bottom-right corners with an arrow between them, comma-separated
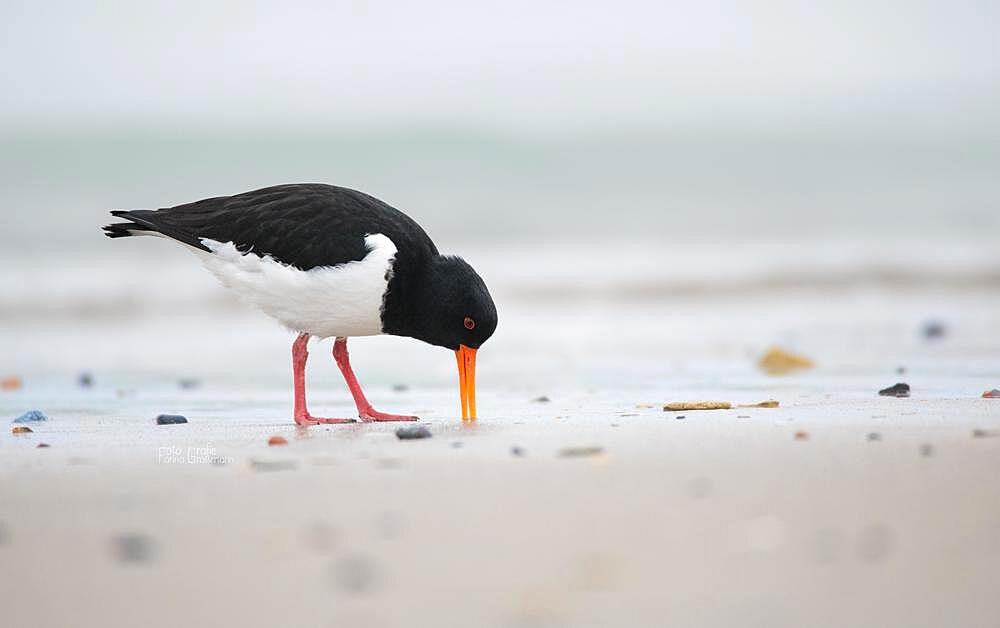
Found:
3,288 -> 999,628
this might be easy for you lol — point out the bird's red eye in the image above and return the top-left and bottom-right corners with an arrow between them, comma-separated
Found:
464,317 -> 476,330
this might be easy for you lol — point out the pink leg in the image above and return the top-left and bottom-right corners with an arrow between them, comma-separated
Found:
333,337 -> 418,422
292,333 -> 356,426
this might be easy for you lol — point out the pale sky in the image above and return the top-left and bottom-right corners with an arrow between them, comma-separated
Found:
2,0 -> 998,134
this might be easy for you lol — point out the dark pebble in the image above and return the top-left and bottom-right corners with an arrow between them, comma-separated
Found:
896,366 -> 906,375
531,396 -> 551,403
78,372 -> 94,388
331,554 -> 379,594
919,443 -> 933,457
866,432 -> 882,442
36,443 -> 50,448
675,415 -> 686,420
113,533 -> 154,563
922,320 -> 946,340
511,446 -> 525,457
737,415 -> 750,419
391,384 -> 409,392
14,410 -> 47,423
155,414 -> 188,425
450,441 -> 463,449
395,425 -> 431,440
878,383 -> 910,398
178,378 -> 200,390
972,429 -> 998,438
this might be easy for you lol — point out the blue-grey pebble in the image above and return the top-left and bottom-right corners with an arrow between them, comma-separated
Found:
14,410 -> 48,423
156,414 -> 188,425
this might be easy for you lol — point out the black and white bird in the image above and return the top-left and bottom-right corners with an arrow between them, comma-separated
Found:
103,183 -> 497,423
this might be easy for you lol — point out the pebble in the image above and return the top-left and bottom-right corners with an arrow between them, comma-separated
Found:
268,435 -> 288,446
919,443 -> 934,457
511,446 -> 525,457
972,429 -> 998,439
794,431 -> 809,441
558,446 -> 604,458
155,414 -> 188,425
395,425 -> 431,440
391,384 -> 409,392
12,426 -> 33,434
866,432 -> 882,442
450,441 -> 464,448
675,415 -> 686,420
78,372 -> 94,388
113,533 -> 154,563
758,347 -> 815,375
922,320 -> 946,340
531,396 -> 551,403
36,443 -> 50,448
13,410 -> 47,423
178,378 -> 200,390
878,382 -> 910,398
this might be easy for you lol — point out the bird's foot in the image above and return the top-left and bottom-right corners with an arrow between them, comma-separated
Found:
359,408 -> 419,422
294,413 -> 357,426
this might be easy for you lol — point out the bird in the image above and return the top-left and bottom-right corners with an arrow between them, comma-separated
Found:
103,183 -> 497,423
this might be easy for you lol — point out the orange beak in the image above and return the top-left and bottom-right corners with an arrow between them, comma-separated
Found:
455,344 -> 477,420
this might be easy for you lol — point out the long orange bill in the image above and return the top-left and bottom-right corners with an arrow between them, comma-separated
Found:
455,344 -> 477,420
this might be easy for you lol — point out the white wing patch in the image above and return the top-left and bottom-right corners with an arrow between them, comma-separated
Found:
195,234 -> 398,338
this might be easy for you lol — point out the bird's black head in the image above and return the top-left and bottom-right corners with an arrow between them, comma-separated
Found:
381,254 -> 496,420
400,255 -> 497,351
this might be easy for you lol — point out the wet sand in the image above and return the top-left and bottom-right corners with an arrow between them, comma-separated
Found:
3,288 -> 1000,627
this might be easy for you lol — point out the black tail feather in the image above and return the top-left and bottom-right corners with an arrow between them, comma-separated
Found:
103,210 -> 211,252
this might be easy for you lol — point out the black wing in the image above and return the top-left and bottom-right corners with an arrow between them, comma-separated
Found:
103,184 -> 439,270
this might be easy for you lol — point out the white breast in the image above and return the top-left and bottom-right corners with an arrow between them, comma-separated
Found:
194,234 -> 398,338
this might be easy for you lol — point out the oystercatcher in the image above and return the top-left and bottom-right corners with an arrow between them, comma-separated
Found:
103,184 -> 497,423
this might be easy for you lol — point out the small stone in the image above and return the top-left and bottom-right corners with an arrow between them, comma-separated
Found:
450,441 -> 463,448
511,446 -> 525,457
982,389 -> 1000,398
531,396 -> 551,403
758,347 -> 815,375
922,320 -> 946,340
737,415 -> 750,419
664,401 -> 731,411
113,533 -> 154,563
878,383 -> 910,398
972,429 -> 998,438
178,378 -> 200,390
794,431 -> 809,441
36,443 -> 50,448
919,443 -> 933,457
896,366 -> 906,375
268,435 -> 288,446
558,446 -> 604,458
155,414 -> 188,425
1,376 -> 22,391
675,415 -> 686,420
866,432 -> 882,442
78,372 -> 94,387
12,426 -> 32,434
391,384 -> 409,392
13,410 -> 47,423
395,425 -> 431,440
